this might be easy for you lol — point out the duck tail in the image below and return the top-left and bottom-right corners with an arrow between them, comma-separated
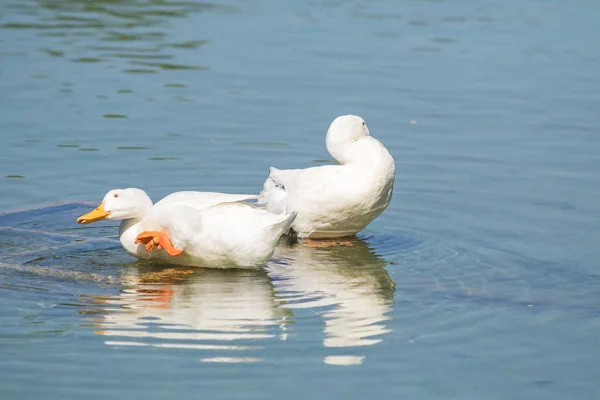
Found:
270,208 -> 297,240
281,209 -> 297,232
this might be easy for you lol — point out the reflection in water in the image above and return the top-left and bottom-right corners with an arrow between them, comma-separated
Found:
270,238 -> 395,365
78,266 -> 290,363
78,237 -> 395,366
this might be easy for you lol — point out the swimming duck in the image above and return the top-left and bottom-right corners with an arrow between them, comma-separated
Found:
259,115 -> 395,240
77,188 -> 294,268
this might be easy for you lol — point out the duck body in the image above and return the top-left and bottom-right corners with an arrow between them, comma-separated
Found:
260,115 -> 395,239
138,202 -> 296,268
116,191 -> 260,260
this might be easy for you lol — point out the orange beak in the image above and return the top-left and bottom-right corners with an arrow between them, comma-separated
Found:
77,202 -> 110,224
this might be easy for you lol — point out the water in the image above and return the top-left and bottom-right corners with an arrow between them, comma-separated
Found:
1,0 -> 600,398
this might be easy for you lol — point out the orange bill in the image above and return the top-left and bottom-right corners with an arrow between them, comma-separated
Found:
77,202 -> 110,224
135,230 -> 183,256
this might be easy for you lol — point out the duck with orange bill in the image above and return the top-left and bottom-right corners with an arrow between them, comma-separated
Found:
77,188 -> 296,268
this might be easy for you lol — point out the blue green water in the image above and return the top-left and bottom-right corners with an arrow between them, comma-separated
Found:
1,0 -> 600,399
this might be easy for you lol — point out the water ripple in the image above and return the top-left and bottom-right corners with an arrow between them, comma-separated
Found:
0,0 -> 229,74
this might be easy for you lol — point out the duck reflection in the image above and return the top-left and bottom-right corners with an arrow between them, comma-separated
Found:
78,237 -> 395,365
269,237 -> 396,365
78,265 -> 290,362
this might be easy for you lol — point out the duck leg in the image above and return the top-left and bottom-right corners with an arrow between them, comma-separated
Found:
135,231 -> 183,256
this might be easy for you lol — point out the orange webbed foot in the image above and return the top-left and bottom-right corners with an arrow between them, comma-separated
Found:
135,231 -> 183,256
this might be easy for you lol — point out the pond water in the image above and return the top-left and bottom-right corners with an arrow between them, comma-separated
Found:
1,0 -> 600,399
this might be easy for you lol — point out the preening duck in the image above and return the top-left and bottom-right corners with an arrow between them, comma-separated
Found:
259,115 -> 395,240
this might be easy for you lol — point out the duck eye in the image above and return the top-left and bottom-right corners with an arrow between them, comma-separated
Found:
362,122 -> 365,127
114,194 -> 119,198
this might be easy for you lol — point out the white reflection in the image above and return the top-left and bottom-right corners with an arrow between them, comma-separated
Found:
323,355 -> 365,366
78,266 -> 290,356
268,237 -> 395,365
201,357 -> 262,364
78,237 -> 395,366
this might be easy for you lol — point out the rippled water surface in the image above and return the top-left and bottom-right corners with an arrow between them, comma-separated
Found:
1,0 -> 600,399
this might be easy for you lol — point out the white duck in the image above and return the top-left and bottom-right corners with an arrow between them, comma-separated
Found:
259,115 -> 395,240
77,188 -> 295,268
